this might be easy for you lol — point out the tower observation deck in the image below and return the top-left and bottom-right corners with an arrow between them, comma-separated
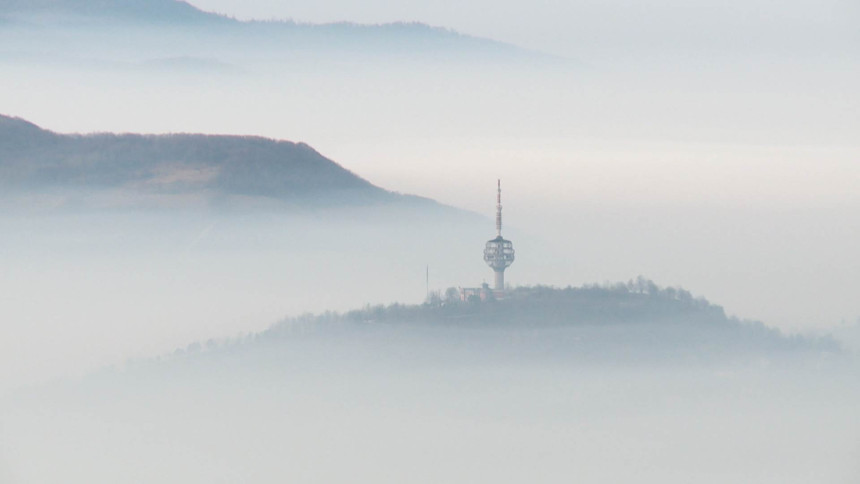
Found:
483,180 -> 515,291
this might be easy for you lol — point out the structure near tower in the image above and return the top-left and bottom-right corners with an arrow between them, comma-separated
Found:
483,180 -> 515,291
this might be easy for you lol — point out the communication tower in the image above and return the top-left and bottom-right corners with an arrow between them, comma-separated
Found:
483,180 -> 515,291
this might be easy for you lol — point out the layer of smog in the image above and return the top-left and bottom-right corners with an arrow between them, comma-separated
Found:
1,1 -> 858,483
1,287 -> 857,483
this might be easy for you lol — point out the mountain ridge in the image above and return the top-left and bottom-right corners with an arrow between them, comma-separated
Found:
0,0 -> 222,23
0,114 -> 418,209
0,0 -> 539,63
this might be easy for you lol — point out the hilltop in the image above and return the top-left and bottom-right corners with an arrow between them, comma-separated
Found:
0,114 -> 421,209
173,281 -> 840,369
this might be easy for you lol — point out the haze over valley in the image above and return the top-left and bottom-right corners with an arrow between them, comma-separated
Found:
0,1 -> 858,482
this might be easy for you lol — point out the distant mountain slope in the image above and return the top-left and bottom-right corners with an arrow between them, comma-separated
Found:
0,114 -> 406,207
0,0 -> 222,23
0,0 -> 531,61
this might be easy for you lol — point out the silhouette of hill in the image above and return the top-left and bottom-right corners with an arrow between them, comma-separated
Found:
0,0 -> 223,23
0,114 -> 413,208
0,0 -> 530,61
191,280 -> 839,368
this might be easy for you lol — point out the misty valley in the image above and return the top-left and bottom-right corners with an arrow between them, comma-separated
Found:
1,284 -> 856,483
1,0 -> 859,482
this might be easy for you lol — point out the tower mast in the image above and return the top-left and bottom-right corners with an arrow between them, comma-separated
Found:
496,179 -> 502,236
483,179 -> 515,292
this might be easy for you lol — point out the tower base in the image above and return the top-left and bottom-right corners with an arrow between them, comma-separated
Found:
494,270 -> 505,291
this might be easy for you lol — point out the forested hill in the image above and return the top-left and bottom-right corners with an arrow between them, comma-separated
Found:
0,114 -> 410,208
176,281 -> 839,369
